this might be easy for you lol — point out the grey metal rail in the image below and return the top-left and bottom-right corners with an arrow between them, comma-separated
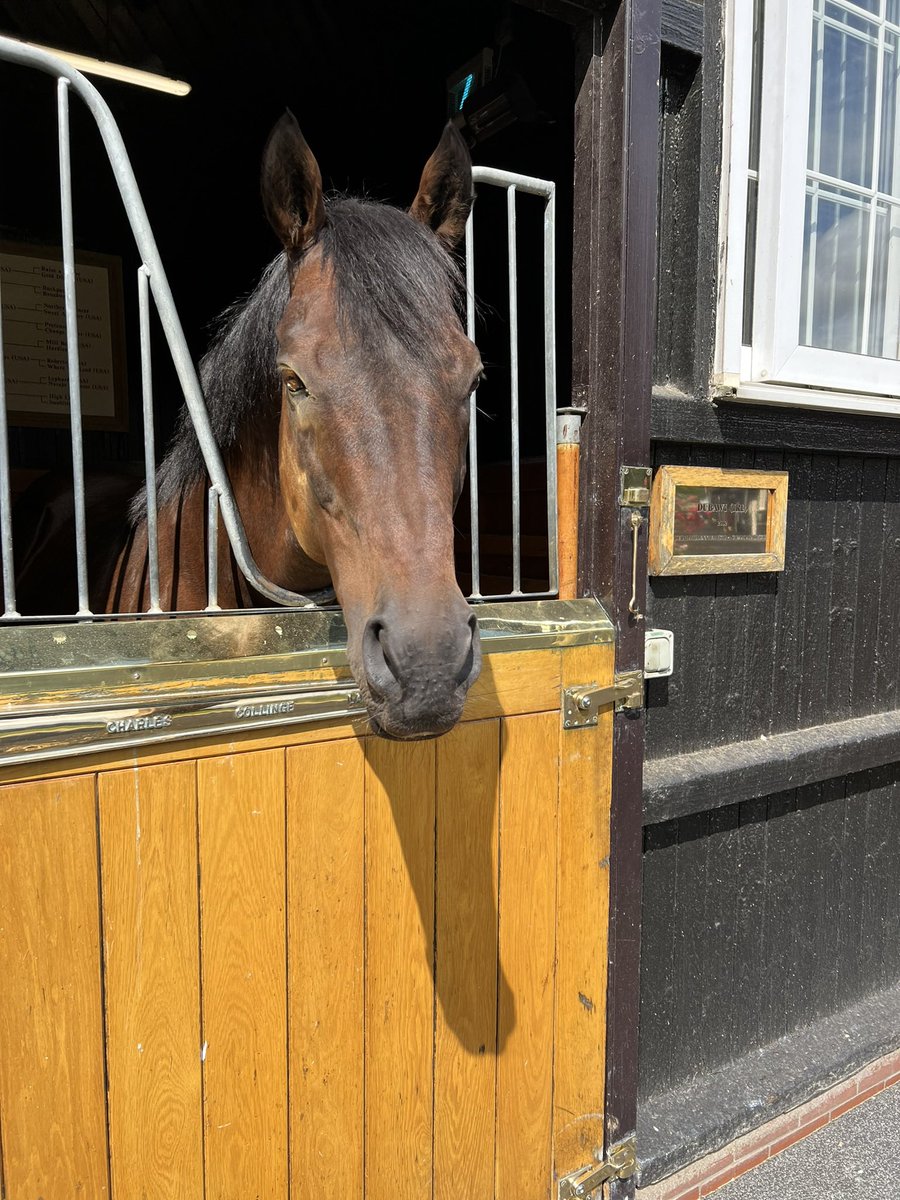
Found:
466,165 -> 558,602
0,269 -> 16,617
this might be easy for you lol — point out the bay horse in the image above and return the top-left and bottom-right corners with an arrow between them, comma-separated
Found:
16,114 -> 484,740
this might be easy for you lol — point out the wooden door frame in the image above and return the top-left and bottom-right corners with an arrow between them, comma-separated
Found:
575,6 -> 659,1196
523,0 -> 662,1194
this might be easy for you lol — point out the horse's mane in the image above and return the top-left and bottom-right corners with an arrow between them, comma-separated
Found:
131,196 -> 465,520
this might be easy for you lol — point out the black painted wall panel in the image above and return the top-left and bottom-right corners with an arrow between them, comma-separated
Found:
645,446 -> 900,760
654,46 -> 702,394
639,765 -> 900,1098
641,0 -> 900,1166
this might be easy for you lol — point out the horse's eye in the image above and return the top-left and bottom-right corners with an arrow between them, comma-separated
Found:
282,371 -> 309,399
471,370 -> 486,393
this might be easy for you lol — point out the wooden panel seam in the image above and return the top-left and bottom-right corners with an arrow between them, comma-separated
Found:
99,761 -> 204,1199
0,774 -> 110,1197
197,748 -> 289,1197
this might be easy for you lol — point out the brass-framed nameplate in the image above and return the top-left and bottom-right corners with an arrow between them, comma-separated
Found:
0,683 -> 366,769
649,466 -> 788,575
0,599 -> 616,768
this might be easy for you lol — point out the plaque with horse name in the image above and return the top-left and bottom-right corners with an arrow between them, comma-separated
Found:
649,465 -> 788,575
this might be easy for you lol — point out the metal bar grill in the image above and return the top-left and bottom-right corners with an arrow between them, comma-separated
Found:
466,165 -> 560,602
464,209 -> 482,598
506,184 -> 522,595
57,78 -> 91,616
206,486 -> 220,612
138,265 -> 162,613
543,184 -> 559,591
0,39 -> 559,621
0,271 -> 17,618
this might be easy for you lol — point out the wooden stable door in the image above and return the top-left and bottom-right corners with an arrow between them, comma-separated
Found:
0,643 -> 612,1199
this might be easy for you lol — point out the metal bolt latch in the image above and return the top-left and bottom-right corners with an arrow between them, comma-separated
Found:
562,672 -> 644,728
558,1140 -> 637,1199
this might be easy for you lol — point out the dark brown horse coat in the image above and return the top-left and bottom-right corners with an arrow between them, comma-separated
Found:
25,116 -> 484,739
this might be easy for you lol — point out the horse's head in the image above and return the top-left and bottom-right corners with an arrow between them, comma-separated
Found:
261,112 -> 482,740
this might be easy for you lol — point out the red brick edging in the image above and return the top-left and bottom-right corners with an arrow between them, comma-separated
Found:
637,1045 -> 900,1200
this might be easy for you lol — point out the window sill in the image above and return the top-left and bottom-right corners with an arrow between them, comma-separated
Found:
728,381 -> 900,419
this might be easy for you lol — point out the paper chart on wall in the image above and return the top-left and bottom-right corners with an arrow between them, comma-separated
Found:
1,249 -> 117,419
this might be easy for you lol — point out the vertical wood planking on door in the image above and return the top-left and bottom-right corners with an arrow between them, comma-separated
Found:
434,719 -> 501,1200
99,762 -> 204,1198
364,738 -> 436,1200
0,774 -> 110,1198
554,643 -> 613,1179
496,712 -> 559,1199
198,750 -> 288,1198
286,738 -> 365,1200
0,641 -> 604,1200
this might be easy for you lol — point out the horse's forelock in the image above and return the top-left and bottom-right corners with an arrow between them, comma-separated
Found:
130,194 -> 465,524
321,197 -> 465,364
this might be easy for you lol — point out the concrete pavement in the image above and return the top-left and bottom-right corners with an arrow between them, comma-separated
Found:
713,1081 -> 900,1199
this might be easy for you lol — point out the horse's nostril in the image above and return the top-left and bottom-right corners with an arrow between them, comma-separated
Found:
362,607 -> 481,709
377,625 -> 401,681
454,616 -> 478,687
457,614 -> 482,688
362,616 -> 402,700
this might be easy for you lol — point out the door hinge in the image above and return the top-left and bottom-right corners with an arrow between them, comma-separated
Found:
558,1138 -> 637,1199
563,670 -> 644,727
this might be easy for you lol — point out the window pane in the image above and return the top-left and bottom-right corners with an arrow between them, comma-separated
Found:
880,32 -> 900,194
748,0 -> 765,172
800,185 -> 869,353
743,178 -> 758,345
867,199 -> 900,355
801,6 -> 900,359
742,0 -> 765,345
812,4 -> 878,188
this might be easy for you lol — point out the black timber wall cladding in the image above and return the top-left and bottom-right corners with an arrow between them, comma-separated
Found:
641,766 -> 900,1095
645,443 -> 900,759
638,438 -> 900,1178
638,0 -> 900,1184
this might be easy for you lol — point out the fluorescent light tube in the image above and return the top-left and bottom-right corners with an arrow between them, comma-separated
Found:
22,40 -> 191,96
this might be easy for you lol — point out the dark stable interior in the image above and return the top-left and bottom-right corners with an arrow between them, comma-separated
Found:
0,0 -> 574,601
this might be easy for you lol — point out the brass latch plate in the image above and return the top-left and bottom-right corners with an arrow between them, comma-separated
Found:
563,671 -> 644,727
558,1139 -> 637,1199
620,465 -> 652,507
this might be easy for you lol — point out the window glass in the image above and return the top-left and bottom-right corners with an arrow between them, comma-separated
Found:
800,0 -> 900,358
812,4 -> 876,188
742,0 -> 765,345
800,183 -> 869,350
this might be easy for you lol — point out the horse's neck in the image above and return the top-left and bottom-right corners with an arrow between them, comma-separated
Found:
224,449 -> 331,596
109,455 -> 328,613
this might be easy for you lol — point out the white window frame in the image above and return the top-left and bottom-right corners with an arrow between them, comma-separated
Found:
716,0 -> 900,417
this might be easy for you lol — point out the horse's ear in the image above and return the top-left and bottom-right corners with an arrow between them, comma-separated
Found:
410,122 -> 474,248
261,110 -> 326,255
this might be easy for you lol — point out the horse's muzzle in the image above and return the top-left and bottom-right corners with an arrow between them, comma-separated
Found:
360,603 -> 481,739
